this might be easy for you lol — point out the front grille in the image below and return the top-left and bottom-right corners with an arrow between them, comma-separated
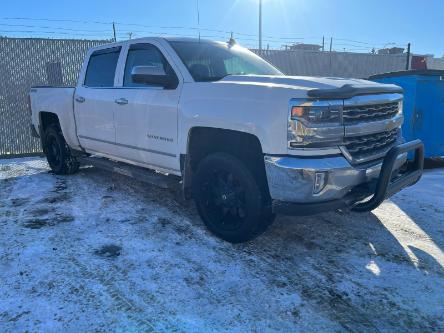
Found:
344,128 -> 400,163
343,101 -> 399,124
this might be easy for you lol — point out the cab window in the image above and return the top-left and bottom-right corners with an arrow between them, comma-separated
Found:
84,47 -> 121,87
123,43 -> 177,87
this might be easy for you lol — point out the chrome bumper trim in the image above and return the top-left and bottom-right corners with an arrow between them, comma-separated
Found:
264,153 -> 407,204
286,147 -> 342,156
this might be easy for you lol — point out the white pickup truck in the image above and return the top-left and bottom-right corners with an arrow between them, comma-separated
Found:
30,37 -> 424,243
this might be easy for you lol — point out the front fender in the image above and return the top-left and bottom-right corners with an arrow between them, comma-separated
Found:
178,82 -> 299,155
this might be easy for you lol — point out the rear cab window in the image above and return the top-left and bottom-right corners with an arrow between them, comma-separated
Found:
84,46 -> 121,87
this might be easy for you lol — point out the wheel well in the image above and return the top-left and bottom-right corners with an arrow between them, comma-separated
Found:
39,112 -> 60,133
183,127 -> 270,201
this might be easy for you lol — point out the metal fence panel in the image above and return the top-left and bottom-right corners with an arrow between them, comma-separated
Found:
0,37 -> 107,157
427,57 -> 444,70
254,49 -> 406,78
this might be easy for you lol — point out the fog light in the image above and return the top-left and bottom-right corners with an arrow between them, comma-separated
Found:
313,172 -> 327,194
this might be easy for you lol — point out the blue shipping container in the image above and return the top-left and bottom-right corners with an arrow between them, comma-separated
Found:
370,70 -> 444,158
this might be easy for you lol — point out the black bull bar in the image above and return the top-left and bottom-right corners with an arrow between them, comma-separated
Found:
351,139 -> 424,212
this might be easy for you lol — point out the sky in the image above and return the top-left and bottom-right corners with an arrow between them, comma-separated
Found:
0,0 -> 443,57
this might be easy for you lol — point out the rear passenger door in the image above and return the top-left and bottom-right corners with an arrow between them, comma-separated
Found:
74,46 -> 121,156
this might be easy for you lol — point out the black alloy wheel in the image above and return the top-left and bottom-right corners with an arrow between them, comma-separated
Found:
193,152 -> 270,243
43,123 -> 79,175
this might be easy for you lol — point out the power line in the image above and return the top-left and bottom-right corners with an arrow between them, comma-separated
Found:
0,16 -> 308,40
1,17 -> 112,25
334,37 -> 408,47
0,17 -> 410,53
0,29 -> 107,36
0,23 -> 110,33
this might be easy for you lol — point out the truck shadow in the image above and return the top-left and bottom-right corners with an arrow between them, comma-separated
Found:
39,165 -> 444,280
4,163 -> 442,332
249,210 -> 444,331
279,209 -> 442,274
389,194 -> 444,252
5,165 -> 443,279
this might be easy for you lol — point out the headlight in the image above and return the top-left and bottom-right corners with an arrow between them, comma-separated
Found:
288,100 -> 343,148
290,105 -> 342,123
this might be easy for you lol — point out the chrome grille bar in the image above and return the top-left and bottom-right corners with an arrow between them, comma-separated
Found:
341,93 -> 404,164
343,128 -> 400,164
343,102 -> 399,123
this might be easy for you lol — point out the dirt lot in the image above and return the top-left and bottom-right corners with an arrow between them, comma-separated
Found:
1,157 -> 443,332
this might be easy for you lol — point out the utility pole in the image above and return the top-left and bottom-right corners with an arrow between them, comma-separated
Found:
112,22 -> 116,42
406,42 -> 411,70
329,37 -> 333,76
259,0 -> 262,53
322,36 -> 325,52
196,0 -> 201,41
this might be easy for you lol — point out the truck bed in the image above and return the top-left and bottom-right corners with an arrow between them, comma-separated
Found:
30,86 -> 81,149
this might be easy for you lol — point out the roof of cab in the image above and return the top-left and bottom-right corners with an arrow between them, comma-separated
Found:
87,36 -> 229,54
91,36 -> 223,49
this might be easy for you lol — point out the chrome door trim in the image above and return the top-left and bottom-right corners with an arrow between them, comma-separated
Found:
85,148 -> 181,175
78,135 -> 176,157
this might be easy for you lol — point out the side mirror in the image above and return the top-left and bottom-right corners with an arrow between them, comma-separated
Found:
131,66 -> 177,88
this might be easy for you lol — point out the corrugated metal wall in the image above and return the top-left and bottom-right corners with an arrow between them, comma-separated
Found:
0,38 -> 408,158
253,49 -> 407,78
0,37 -> 107,157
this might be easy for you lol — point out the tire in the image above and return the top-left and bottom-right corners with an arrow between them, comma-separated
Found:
42,123 -> 79,175
193,152 -> 273,243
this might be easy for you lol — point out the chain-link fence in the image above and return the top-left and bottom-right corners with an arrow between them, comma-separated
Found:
0,37 -> 108,157
0,37 -> 408,158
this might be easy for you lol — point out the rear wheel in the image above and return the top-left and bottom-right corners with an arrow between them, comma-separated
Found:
193,152 -> 273,243
43,124 -> 79,175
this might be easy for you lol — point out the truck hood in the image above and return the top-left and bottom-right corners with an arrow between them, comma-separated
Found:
219,75 -> 403,99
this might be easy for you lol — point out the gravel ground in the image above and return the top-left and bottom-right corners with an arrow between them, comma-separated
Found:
0,157 -> 443,333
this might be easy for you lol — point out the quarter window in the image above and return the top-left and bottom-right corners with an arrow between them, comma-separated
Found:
84,47 -> 121,87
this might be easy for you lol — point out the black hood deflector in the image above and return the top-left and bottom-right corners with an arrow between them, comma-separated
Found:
307,84 -> 403,99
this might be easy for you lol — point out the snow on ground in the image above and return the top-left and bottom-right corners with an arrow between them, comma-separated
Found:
0,157 -> 443,333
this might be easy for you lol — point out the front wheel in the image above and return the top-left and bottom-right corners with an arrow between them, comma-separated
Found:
193,152 -> 273,243
42,124 -> 79,175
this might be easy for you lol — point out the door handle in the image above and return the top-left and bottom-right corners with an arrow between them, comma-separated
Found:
75,95 -> 85,103
115,98 -> 128,105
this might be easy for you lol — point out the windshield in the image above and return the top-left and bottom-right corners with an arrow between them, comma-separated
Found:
169,41 -> 283,82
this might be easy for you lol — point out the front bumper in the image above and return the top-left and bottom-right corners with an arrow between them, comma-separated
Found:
265,140 -> 424,215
